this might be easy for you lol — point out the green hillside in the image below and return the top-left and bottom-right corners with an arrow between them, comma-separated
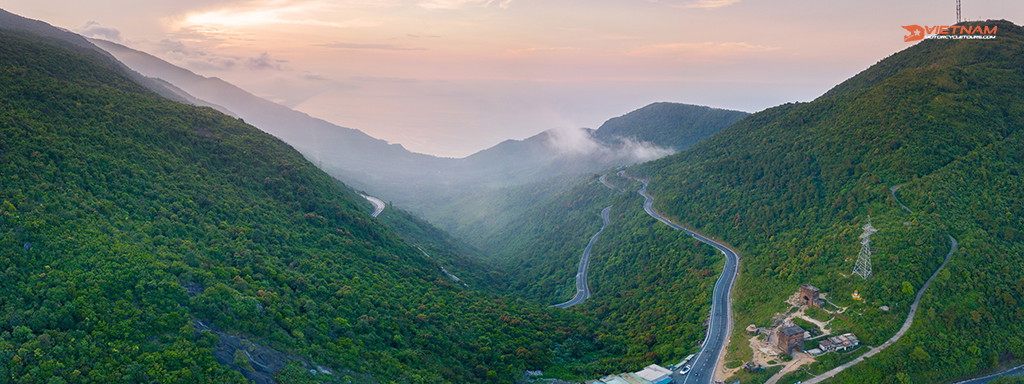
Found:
593,102 -> 748,150
0,27 -> 627,383
635,20 -> 1024,383
424,102 -> 747,254
441,170 -> 727,369
374,202 -> 510,291
421,173 -> 589,253
477,177 -> 617,302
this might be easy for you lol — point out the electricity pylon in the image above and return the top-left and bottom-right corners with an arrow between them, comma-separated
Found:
853,217 -> 877,280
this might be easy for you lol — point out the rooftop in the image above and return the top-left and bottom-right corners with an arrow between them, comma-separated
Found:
635,364 -> 672,381
780,325 -> 805,336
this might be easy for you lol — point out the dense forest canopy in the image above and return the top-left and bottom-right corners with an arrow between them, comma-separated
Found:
0,27 -> 630,383
635,20 -> 1024,384
3,9 -> 1024,384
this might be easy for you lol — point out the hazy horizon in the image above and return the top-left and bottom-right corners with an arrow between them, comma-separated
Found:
5,1 -> 1022,157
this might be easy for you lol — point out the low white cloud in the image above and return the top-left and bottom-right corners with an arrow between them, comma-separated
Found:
247,52 -> 287,70
616,137 -> 675,161
153,39 -> 287,72
545,127 -> 674,163
79,21 -> 123,42
546,127 -> 602,156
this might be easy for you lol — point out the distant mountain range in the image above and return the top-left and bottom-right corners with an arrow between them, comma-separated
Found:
91,38 -> 747,212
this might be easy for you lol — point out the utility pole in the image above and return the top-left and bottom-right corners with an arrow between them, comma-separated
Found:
853,217 -> 877,280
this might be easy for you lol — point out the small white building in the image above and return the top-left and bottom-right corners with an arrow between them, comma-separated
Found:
600,373 -> 648,384
598,363 -> 673,384
634,364 -> 673,384
819,333 -> 860,352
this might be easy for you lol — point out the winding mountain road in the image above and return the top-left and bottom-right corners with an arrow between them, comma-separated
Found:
599,174 -> 625,193
631,176 -> 741,384
890,185 -> 913,214
360,194 -> 386,217
552,175 -> 625,309
798,185 -> 957,383
552,206 -> 612,309
802,234 -> 957,384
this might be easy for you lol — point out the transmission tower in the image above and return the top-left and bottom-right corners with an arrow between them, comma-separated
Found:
853,217 -> 878,280
956,0 -> 962,23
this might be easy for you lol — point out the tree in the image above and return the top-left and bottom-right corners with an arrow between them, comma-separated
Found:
902,281 -> 915,296
910,346 -> 931,361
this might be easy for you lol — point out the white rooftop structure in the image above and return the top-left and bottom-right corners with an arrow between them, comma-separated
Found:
598,363 -> 673,384
635,364 -> 672,384
600,373 -> 649,384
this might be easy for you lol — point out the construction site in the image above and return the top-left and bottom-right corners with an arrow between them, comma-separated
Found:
721,284 -> 862,383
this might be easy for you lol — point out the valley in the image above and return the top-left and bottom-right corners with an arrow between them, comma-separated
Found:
551,205 -> 611,309
630,175 -> 741,384
2,7 -> 1024,384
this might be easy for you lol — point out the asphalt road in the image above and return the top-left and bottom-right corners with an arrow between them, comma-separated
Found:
553,206 -> 612,309
953,364 -> 1024,384
633,178 -> 740,384
890,185 -> 913,214
599,174 -> 625,192
360,194 -> 386,217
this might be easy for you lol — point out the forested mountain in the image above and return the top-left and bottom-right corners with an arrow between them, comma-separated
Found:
632,20 -> 1024,383
424,102 -> 747,245
455,19 -> 1024,384
592,102 -> 748,151
418,172 -> 590,247
433,170 -> 728,367
0,23 -> 641,383
89,38 -> 450,204
90,39 -> 746,215
0,9 -> 222,111
8,6 -> 1020,384
373,202 -> 510,291
452,103 -> 747,188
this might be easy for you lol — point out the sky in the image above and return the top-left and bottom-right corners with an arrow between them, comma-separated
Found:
5,0 -> 1023,157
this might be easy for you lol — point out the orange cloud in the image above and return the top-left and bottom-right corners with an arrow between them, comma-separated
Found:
683,0 -> 742,8
175,1 -> 378,30
417,0 -> 513,10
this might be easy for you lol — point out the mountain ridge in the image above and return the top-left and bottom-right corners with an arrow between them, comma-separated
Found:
0,9 -> 222,109
440,18 -> 1024,384
634,19 -> 1024,383
0,20 -> 630,383
90,37 -> 747,214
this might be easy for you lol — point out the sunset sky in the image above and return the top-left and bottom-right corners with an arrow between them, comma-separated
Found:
5,1 -> 1022,157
